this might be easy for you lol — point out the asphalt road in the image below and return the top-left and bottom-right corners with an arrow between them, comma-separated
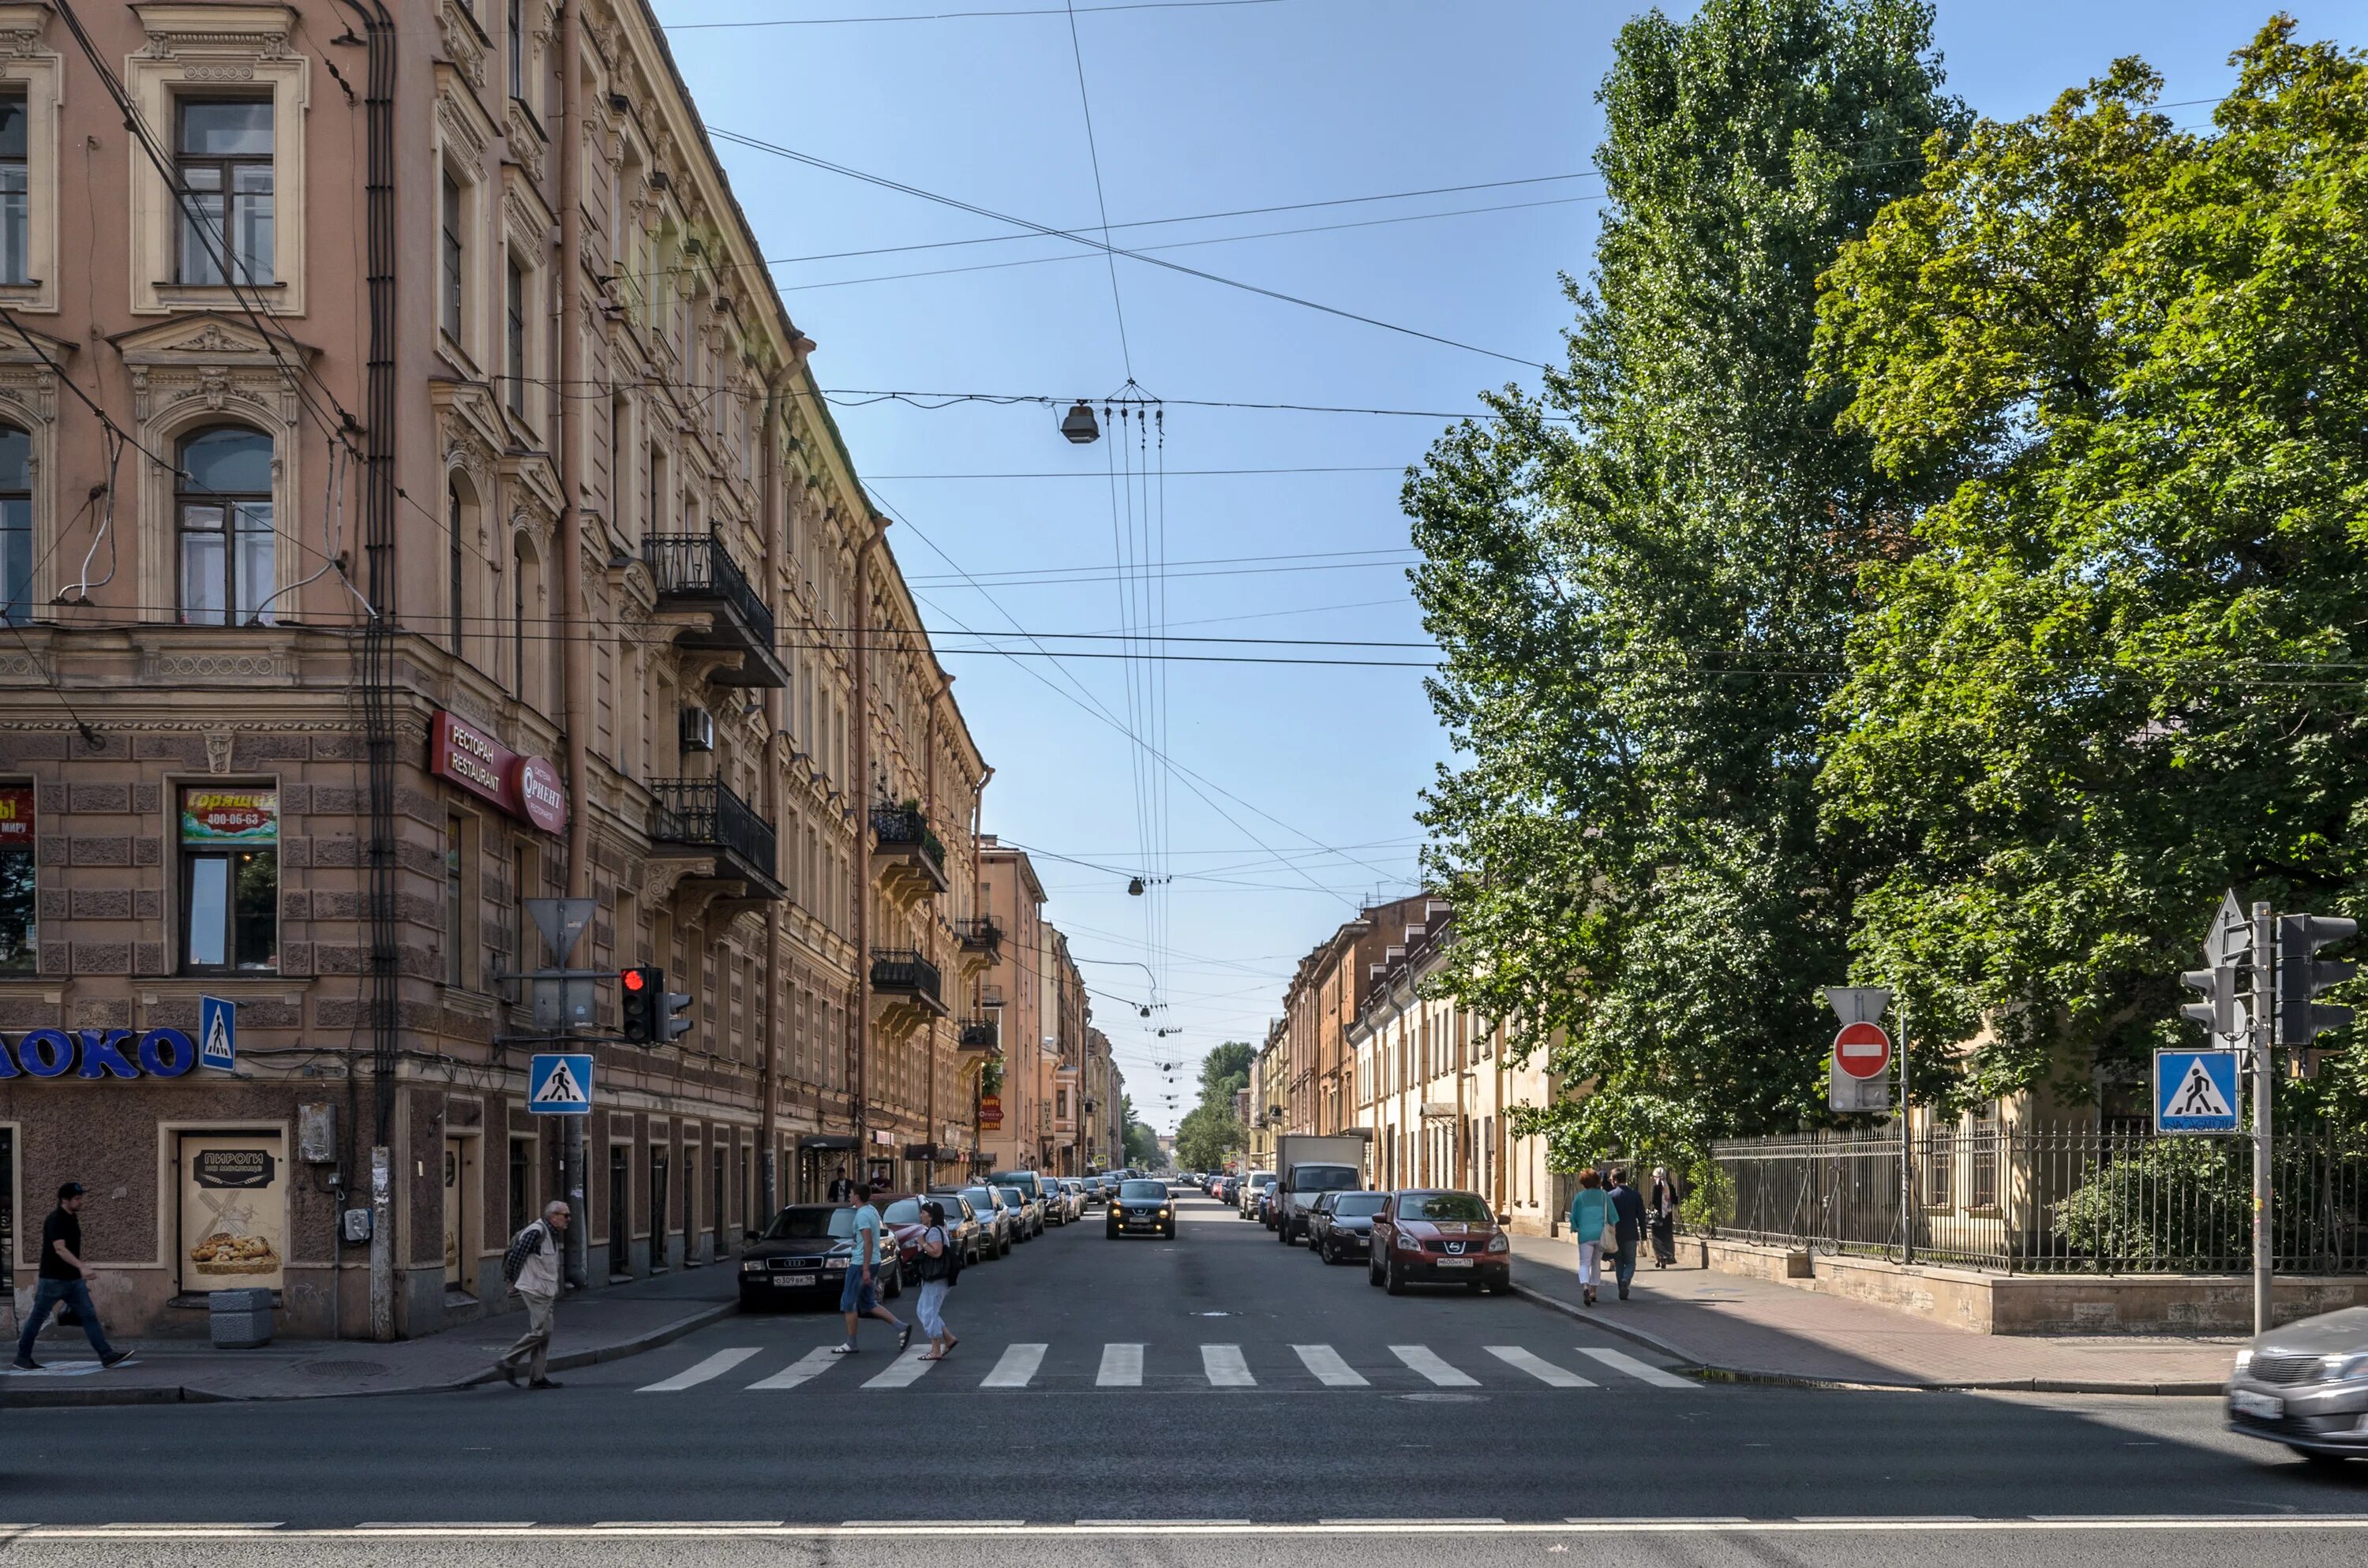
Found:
3,1183 -> 2364,1564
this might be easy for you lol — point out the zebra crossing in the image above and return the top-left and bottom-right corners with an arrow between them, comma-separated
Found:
634,1339 -> 1695,1394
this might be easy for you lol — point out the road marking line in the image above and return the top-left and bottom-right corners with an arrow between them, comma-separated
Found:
1075,1520 -> 1253,1526
1574,1345 -> 1693,1388
41,1520 -> 2368,1540
983,1343 -> 1047,1389
636,1348 -> 760,1392
1201,1344 -> 1255,1387
1293,1344 -> 1368,1387
745,1347 -> 837,1390
862,1347 -> 939,1389
1323,1517 -> 1506,1525
1098,1343 -> 1144,1387
1391,1345 -> 1477,1387
1484,1346 -> 1594,1387
594,1521 -> 786,1528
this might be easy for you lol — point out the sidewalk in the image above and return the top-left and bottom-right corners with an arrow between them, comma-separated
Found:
1,1265 -> 740,1408
1508,1234 -> 2239,1394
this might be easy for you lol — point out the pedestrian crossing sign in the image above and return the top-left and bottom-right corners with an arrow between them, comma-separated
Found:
529,1053 -> 594,1115
2155,1048 -> 2239,1135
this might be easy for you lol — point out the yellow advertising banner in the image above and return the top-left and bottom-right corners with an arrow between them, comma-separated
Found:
178,1132 -> 287,1293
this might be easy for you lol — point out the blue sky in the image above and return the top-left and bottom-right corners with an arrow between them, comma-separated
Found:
652,0 -> 2356,1129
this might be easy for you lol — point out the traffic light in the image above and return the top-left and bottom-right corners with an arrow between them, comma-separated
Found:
620,966 -> 660,1045
2276,914 -> 2356,1047
661,984 -> 694,1044
2179,963 -> 2242,1038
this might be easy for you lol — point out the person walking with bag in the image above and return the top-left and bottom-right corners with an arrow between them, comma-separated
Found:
494,1200 -> 570,1390
1647,1166 -> 1680,1268
1565,1168 -> 1614,1308
913,1200 -> 960,1360
1606,1167 -> 1647,1300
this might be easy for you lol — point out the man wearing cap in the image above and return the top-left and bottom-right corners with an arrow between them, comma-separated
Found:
13,1183 -> 135,1371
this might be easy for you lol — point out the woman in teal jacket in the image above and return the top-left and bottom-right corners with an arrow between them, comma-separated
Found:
1566,1168 -> 1614,1307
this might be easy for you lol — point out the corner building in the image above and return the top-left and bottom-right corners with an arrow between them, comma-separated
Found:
0,0 -> 992,1338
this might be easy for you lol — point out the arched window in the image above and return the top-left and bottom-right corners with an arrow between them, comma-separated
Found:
176,425 -> 273,625
0,422 -> 28,626
447,480 -> 465,657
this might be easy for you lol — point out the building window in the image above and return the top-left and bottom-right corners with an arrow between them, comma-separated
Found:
1968,1104 -> 2000,1209
0,95 -> 26,286
448,481 -> 466,657
0,780 -> 32,973
508,0 -> 525,103
511,536 -> 527,696
176,99 -> 274,286
440,171 -> 464,342
505,257 -> 526,416
176,426 -> 274,625
445,814 -> 472,989
181,785 -> 277,972
0,423 -> 28,626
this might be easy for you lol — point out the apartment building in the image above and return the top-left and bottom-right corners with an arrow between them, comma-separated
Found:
0,0 -> 991,1338
1276,893 -> 1437,1136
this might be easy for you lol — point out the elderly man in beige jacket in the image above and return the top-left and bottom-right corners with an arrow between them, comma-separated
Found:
495,1200 -> 571,1390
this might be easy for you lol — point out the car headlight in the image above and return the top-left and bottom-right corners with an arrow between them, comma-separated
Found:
1158,1208 -> 1171,1218
2325,1352 -> 2368,1382
1486,1233 -> 1510,1253
741,1259 -> 764,1273
2233,1349 -> 2253,1374
824,1257 -> 849,1270
1395,1233 -> 1421,1252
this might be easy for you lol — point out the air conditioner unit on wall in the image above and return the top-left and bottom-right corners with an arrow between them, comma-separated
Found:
680,705 -> 715,754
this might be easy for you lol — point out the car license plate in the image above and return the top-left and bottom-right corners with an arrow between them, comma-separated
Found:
774,1274 -> 816,1287
2231,1390 -> 2284,1420
1436,1257 -> 1474,1269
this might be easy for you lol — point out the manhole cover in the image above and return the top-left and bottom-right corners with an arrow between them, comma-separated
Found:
1399,1391 -> 1486,1404
301,1359 -> 389,1378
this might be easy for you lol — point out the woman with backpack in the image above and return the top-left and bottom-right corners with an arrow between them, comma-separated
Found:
1565,1168 -> 1615,1308
914,1200 -> 960,1360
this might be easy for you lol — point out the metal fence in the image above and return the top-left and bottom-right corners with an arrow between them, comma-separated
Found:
1701,1125 -> 2368,1274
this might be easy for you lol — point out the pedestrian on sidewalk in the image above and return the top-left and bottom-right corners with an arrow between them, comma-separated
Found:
832,1192 -> 911,1357
1647,1166 -> 1680,1268
914,1200 -> 959,1361
13,1183 -> 135,1371
1606,1167 -> 1647,1300
826,1169 -> 856,1203
495,1199 -> 571,1390
1566,1168 -> 1613,1308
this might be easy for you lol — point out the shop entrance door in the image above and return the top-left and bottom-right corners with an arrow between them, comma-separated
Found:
441,1136 -> 470,1290
607,1147 -> 628,1278
649,1151 -> 669,1272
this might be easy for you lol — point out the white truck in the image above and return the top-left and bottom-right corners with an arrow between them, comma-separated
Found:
1271,1134 -> 1369,1244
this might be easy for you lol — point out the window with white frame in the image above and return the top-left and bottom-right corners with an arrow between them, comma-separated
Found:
175,426 -> 275,626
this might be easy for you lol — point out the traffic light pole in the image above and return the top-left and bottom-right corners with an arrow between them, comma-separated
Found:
2251,899 -> 2273,1336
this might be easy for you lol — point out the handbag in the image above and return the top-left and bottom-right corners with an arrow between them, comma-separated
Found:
1600,1215 -> 1621,1257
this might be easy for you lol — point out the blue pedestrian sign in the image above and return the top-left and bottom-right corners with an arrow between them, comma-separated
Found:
2155,1049 -> 2239,1135
528,1053 -> 594,1115
197,995 -> 236,1072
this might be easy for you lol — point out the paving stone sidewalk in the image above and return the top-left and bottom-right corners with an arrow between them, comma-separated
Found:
1,1264 -> 740,1408
1507,1234 -> 2240,1394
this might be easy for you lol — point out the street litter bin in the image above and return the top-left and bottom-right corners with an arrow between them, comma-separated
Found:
208,1287 -> 275,1349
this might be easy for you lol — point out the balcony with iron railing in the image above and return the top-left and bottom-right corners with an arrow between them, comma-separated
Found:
957,915 -> 1003,954
871,803 -> 948,902
958,1016 -> 999,1051
649,777 -> 783,900
870,949 -> 946,1014
643,531 -> 789,687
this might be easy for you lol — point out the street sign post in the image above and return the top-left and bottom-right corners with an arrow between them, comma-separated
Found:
1834,1020 -> 1892,1079
528,1053 -> 594,1115
198,994 -> 236,1072
2154,1048 -> 2239,1134
1823,983 -> 1909,1260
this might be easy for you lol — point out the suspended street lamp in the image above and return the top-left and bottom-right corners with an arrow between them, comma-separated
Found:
1060,400 -> 1101,444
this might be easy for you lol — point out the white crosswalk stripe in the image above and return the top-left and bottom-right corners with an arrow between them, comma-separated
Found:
745,1347 -> 838,1390
1484,1346 -> 1595,1387
1391,1345 -> 1478,1387
1201,1344 -> 1255,1387
636,1348 -> 760,1392
1293,1344 -> 1369,1387
982,1343 -> 1046,1389
1097,1343 -> 1144,1387
1575,1346 -> 1694,1388
861,1347 -> 939,1389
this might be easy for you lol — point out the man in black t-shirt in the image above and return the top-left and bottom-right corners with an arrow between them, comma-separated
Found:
13,1183 -> 134,1371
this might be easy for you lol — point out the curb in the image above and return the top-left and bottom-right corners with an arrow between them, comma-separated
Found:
0,1298 -> 741,1409
1507,1282 -> 2223,1398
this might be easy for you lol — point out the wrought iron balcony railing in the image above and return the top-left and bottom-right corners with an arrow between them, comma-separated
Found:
870,949 -> 942,1006
649,777 -> 781,896
958,1016 -> 999,1050
871,804 -> 947,870
957,915 -> 1003,952
642,532 -> 786,687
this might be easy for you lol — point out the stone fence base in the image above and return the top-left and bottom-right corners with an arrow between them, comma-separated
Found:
1700,1236 -> 2368,1334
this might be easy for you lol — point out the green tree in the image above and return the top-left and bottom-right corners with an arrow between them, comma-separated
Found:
1406,0 -> 1961,1162
1812,21 -> 2368,1113
1198,1041 -> 1254,1101
1174,1103 -> 1242,1172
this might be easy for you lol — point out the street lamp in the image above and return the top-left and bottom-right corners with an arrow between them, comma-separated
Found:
1061,401 -> 1101,444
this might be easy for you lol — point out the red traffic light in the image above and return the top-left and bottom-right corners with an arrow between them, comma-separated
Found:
622,967 -> 646,992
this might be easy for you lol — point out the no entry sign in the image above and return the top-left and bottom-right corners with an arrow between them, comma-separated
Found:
1834,1020 -> 1893,1080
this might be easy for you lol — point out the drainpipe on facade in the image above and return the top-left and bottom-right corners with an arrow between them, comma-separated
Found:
555,0 -> 590,1292
758,370 -> 786,1224
849,516 -> 886,1162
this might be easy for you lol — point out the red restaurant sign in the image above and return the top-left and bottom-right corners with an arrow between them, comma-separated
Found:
980,1095 -> 1003,1129
428,711 -> 568,834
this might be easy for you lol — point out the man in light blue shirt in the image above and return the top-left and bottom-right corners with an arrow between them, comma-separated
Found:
834,1194 -> 911,1355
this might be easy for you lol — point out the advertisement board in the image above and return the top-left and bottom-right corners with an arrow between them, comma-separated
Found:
180,789 -> 278,845
178,1133 -> 287,1293
0,785 -> 32,845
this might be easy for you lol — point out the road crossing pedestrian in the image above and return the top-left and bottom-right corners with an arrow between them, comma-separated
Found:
630,1339 -> 1695,1394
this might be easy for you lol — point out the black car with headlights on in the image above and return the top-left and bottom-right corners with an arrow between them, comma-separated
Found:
739,1203 -> 899,1311
1106,1178 -> 1176,1240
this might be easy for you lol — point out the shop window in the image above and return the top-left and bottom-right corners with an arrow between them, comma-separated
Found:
175,426 -> 275,626
0,95 -> 24,286
180,785 -> 277,972
0,780 -> 31,972
0,423 -> 27,627
176,99 -> 274,286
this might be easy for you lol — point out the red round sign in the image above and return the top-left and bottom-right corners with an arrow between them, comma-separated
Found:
511,755 -> 569,835
1834,1020 -> 1892,1080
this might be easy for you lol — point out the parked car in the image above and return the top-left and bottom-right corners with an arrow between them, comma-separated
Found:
2227,1307 -> 2368,1466
1058,1177 -> 1091,1217
1368,1188 -> 1512,1296
739,1202 -> 901,1311
995,1183 -> 1042,1240
942,1185 -> 1016,1259
881,1192 -> 984,1269
1106,1178 -> 1176,1240
1258,1183 -> 1282,1229
1308,1189 -> 1388,1265
1273,1136 -> 1368,1244
1217,1176 -> 1241,1206
991,1170 -> 1058,1231
1238,1171 -> 1276,1218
